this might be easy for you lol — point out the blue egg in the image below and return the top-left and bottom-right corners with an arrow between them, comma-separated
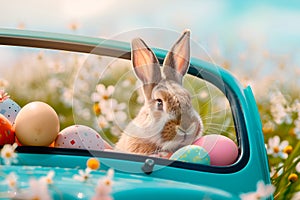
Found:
170,145 -> 210,165
0,98 -> 21,125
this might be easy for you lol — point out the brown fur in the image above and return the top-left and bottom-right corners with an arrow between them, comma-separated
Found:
161,120 -> 179,141
116,135 -> 159,154
114,30 -> 202,155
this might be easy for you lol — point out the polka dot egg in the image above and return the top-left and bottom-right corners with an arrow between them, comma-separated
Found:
0,98 -> 21,125
55,125 -> 105,150
170,145 -> 210,165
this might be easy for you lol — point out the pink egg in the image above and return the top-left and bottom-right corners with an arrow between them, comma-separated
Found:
193,134 -> 239,166
55,125 -> 105,151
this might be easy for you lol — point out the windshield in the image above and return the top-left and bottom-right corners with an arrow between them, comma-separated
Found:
0,43 -> 245,173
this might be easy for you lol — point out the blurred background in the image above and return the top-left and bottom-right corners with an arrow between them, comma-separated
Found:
1,1 -> 300,197
1,0 -> 300,94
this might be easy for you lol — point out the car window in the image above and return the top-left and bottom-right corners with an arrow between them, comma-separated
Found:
0,45 -> 239,170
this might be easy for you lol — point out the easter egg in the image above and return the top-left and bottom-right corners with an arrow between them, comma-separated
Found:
170,145 -> 210,165
0,97 -> 21,125
193,134 -> 239,166
14,101 -> 60,146
54,125 -> 105,150
0,114 -> 15,145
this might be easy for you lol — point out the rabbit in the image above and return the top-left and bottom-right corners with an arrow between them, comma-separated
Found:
115,30 -> 203,155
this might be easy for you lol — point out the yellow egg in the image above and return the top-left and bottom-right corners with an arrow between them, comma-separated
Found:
14,101 -> 60,146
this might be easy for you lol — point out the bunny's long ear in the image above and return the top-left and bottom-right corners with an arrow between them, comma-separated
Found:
163,30 -> 190,84
131,38 -> 162,101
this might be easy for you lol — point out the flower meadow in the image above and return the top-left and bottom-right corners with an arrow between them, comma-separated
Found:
0,145 -> 115,200
0,37 -> 299,199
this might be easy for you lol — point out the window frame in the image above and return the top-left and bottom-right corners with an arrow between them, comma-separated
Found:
0,28 -> 250,174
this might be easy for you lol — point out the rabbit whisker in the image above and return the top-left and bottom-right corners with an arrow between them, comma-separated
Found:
201,115 -> 231,121
205,128 -> 236,136
200,108 -> 231,115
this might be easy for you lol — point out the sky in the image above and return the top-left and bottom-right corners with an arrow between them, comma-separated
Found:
0,0 -> 300,81
1,0 -> 300,48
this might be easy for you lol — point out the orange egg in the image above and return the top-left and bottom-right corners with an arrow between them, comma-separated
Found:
0,114 -> 15,145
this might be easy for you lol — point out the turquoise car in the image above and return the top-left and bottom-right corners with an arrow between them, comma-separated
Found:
0,28 -> 271,199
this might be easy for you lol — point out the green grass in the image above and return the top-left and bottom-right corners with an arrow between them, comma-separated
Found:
1,48 -> 299,199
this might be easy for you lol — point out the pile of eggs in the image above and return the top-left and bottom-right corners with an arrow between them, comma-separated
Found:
0,97 -> 107,151
1,95 -> 239,167
169,134 -> 239,166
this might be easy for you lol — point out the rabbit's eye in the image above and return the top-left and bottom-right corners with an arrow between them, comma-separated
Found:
156,99 -> 163,110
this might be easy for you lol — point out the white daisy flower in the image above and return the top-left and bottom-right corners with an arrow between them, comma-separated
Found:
121,79 -> 132,87
1,143 -> 18,165
5,172 -> 18,190
40,170 -> 55,185
240,180 -> 275,200
103,99 -> 127,123
97,115 -> 110,129
14,178 -> 52,200
270,163 -> 284,178
73,168 -> 92,182
269,90 -> 292,125
266,136 -> 289,159
92,84 -> 115,102
110,125 -> 122,137
92,168 -> 115,200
